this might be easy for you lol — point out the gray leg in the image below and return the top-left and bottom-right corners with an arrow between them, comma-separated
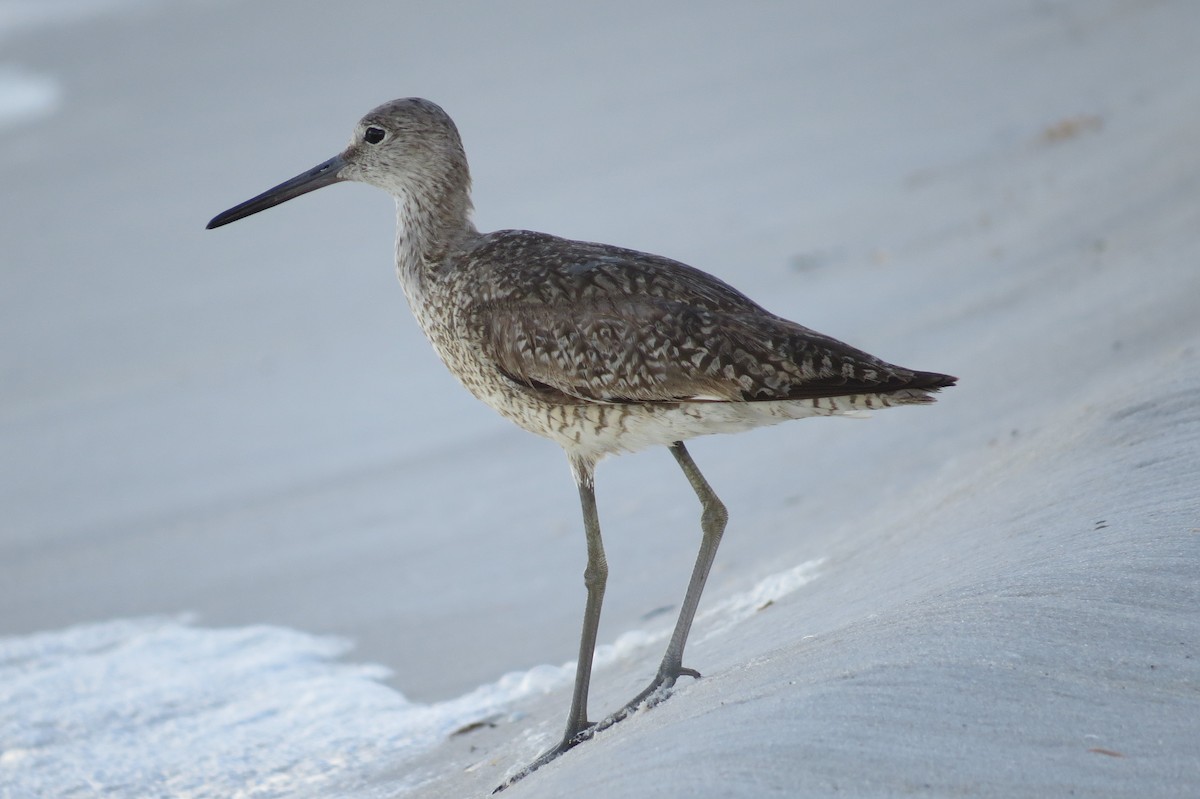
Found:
633,441 -> 727,702
496,443 -> 727,792
495,454 -> 605,791
588,440 -> 728,733
560,455 -> 607,743
655,440 -> 728,681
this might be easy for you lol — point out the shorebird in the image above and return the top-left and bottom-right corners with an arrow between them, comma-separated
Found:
207,98 -> 955,787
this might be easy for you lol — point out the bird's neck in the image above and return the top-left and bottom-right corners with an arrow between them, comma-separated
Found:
393,182 -> 476,281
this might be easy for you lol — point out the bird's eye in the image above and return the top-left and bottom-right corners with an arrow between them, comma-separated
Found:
364,126 -> 386,145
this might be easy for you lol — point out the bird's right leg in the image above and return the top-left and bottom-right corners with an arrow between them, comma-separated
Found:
589,440 -> 726,731
495,454 -> 605,792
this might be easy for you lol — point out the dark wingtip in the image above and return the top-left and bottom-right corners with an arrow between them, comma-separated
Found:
911,371 -> 958,391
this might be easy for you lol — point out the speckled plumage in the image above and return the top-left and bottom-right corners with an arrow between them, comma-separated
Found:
207,97 -> 955,788
421,227 -> 951,459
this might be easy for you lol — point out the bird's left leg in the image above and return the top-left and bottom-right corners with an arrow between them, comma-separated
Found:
495,453 -> 606,792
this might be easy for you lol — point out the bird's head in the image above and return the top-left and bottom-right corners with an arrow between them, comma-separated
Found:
207,97 -> 470,230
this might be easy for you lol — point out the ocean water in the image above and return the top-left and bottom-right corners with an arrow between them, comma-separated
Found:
0,0 -> 189,131
0,560 -> 823,798
0,64 -> 58,130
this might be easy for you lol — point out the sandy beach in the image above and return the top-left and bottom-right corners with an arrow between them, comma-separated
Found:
2,2 -> 1197,797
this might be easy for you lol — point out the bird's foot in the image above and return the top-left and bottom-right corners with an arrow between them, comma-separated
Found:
593,663 -> 701,732
493,665 -> 700,792
493,723 -> 595,793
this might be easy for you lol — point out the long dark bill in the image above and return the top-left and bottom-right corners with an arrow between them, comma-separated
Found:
206,154 -> 347,229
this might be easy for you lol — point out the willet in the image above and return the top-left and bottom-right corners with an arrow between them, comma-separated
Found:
207,98 -> 956,788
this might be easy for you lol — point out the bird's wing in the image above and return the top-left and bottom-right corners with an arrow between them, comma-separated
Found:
463,231 -> 943,405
